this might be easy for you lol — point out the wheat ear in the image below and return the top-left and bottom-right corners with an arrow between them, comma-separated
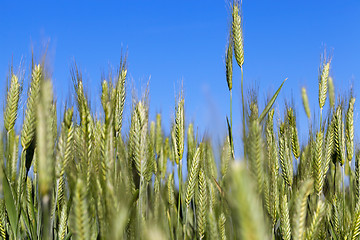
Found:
232,2 -> 244,68
301,87 -> 311,119
4,74 -> 20,132
21,64 -> 42,150
293,180 -> 313,240
314,131 -> 324,195
346,97 -> 355,162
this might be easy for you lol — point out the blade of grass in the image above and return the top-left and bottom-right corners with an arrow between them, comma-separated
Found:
259,78 -> 287,123
2,171 -> 18,237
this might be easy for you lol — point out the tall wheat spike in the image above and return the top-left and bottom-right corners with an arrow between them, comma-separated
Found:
197,169 -> 207,240
185,146 -> 201,207
292,179 -> 313,240
9,135 -> 19,183
174,94 -> 185,164
301,87 -> 311,119
279,123 -> 293,187
208,208 -> 219,239
355,151 -> 360,206
280,186 -> 291,240
4,74 -> 20,132
37,79 -> 55,195
114,65 -> 127,136
324,118 -> 334,177
0,200 -> 5,240
101,80 -> 109,111
21,64 -> 42,150
319,59 -> 330,110
346,97 -> 355,162
58,200 -> 68,240
287,107 -> 300,159
232,1 -> 244,68
334,106 -> 345,165
306,200 -> 326,239
37,79 -> 55,239
248,119 -> 263,192
218,212 -> 227,240
226,33 -> 233,91
331,197 -> 341,238
221,135 -> 231,180
328,76 -> 335,108
155,113 -> 163,155
55,108 -> 74,207
231,162 -> 268,240
314,131 -> 324,195
73,178 -> 90,240
266,109 -> 279,226
130,101 -> 150,179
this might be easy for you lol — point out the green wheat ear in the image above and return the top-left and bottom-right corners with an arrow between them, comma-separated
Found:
355,151 -> 360,204
185,145 -> 201,207
197,168 -> 208,240
287,107 -> 300,159
266,108 -> 279,227
280,183 -> 291,240
174,94 -> 185,164
220,135 -> 231,180
21,64 -> 42,150
247,119 -> 263,193
167,173 -> 176,212
218,212 -> 227,240
231,162 -> 268,240
301,87 -> 311,119
318,57 -> 330,110
73,178 -> 90,240
58,200 -> 68,240
306,200 -> 326,239
293,179 -> 313,240
232,1 -> 244,68
4,74 -> 21,132
346,97 -> 355,162
37,79 -> 55,196
129,100 -> 150,180
225,32 -> 233,91
279,122 -> 293,187
155,113 -> 163,155
313,130 -> 324,196
333,106 -> 345,165
114,65 -> 127,136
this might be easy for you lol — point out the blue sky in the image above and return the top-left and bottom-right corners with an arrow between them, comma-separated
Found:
1,1 -> 360,156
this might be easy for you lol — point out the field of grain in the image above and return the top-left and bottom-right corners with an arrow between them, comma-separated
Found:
0,1 -> 359,240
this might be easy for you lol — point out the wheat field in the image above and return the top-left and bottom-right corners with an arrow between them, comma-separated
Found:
0,1 -> 359,240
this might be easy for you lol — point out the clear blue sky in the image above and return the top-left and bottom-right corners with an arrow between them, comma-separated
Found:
1,1 -> 360,154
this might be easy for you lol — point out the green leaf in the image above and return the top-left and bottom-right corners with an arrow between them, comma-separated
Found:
2,170 -> 18,236
226,117 -> 235,160
259,78 -> 287,123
